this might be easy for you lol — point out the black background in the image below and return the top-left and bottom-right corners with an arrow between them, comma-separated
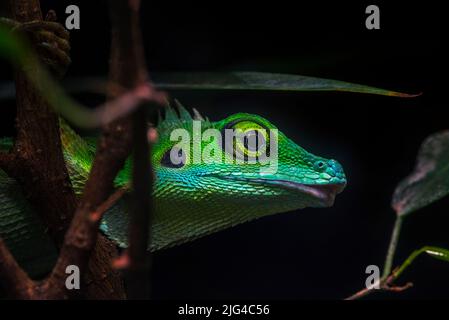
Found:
1,1 -> 448,299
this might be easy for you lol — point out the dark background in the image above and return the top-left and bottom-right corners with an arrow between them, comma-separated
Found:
1,1 -> 448,299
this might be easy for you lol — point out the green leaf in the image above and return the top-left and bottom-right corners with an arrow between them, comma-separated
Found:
0,25 -> 26,64
0,26 -> 147,128
0,23 -> 419,129
424,247 -> 449,262
392,131 -> 449,216
394,246 -> 449,279
152,71 -> 419,97
2,22 -> 418,98
0,25 -> 96,127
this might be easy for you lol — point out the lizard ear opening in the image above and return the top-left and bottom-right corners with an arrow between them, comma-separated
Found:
160,147 -> 186,168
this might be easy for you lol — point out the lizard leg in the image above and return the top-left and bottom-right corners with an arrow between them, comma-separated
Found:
0,10 -> 71,77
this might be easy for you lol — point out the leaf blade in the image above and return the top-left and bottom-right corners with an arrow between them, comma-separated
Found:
152,71 -> 419,97
394,246 -> 449,279
424,247 -> 449,262
392,131 -> 449,216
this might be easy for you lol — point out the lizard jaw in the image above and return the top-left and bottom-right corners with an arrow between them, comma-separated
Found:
211,175 -> 346,207
241,179 -> 346,207
272,180 -> 346,207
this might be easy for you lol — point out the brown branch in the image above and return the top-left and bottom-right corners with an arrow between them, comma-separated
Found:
0,0 -> 160,299
0,186 -> 127,299
122,107 -> 153,299
8,0 -> 77,245
345,270 -> 414,300
90,188 -> 129,223
0,239 -> 33,298
44,170 -> 133,299
38,0 -> 153,293
112,107 -> 154,299
93,83 -> 165,127
0,0 -> 128,299
108,0 -> 155,300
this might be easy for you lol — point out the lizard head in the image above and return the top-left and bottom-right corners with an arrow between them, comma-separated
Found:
103,101 -> 347,250
143,101 -> 346,249
153,102 -> 346,210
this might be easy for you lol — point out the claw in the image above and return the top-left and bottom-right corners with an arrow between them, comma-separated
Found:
32,29 -> 71,52
36,43 -> 71,66
16,20 -> 70,40
1,15 -> 71,77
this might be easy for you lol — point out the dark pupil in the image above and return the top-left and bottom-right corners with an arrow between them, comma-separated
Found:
161,148 -> 185,168
243,130 -> 265,152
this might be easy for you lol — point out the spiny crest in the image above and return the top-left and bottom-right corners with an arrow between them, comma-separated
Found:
157,99 -> 211,133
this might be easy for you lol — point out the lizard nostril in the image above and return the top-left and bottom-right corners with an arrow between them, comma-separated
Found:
314,160 -> 326,171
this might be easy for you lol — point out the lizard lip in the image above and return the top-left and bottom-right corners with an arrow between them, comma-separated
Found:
273,180 -> 346,207
214,175 -> 346,207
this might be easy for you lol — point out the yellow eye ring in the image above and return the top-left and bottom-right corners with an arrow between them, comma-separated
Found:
223,120 -> 270,160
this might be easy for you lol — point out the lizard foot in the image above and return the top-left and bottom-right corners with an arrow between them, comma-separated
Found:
1,10 -> 71,77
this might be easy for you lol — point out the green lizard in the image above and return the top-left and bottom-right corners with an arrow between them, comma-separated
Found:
0,102 -> 346,277
0,13 -> 350,278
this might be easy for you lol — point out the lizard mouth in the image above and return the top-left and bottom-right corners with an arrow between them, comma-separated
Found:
242,179 -> 346,207
213,175 -> 346,207
270,180 -> 346,207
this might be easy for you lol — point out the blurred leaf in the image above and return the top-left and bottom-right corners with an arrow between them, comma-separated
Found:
0,25 -> 148,128
153,72 -> 419,97
0,25 -> 96,126
392,131 -> 449,216
0,25 -> 26,63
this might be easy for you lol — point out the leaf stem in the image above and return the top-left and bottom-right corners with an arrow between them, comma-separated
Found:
382,215 -> 404,278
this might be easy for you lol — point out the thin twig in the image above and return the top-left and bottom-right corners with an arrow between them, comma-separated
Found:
346,243 -> 449,300
89,187 -> 128,223
123,106 -> 153,299
345,285 -> 376,300
382,215 -> 404,278
108,0 -> 155,300
345,271 -> 413,300
345,214 -> 407,300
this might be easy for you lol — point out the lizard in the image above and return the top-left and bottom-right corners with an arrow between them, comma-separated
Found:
0,14 -> 346,277
0,103 -> 347,277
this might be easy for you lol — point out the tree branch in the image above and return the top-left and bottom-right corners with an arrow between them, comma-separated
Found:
108,0 -> 155,300
0,0 -> 128,299
0,186 -> 127,299
7,0 -> 77,245
0,239 -> 33,298
345,214 -> 408,300
122,107 -> 153,299
0,0 -> 161,299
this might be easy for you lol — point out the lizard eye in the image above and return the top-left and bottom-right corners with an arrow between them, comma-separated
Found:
161,147 -> 186,168
222,120 -> 270,160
